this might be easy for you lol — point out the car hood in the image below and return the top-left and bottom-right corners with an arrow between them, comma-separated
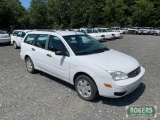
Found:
78,49 -> 139,73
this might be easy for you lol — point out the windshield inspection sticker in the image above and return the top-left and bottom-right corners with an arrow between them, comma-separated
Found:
126,106 -> 157,118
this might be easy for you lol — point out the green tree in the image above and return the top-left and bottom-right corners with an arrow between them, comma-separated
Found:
132,0 -> 155,26
29,0 -> 48,28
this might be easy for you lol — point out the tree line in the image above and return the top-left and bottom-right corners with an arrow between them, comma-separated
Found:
0,0 -> 160,31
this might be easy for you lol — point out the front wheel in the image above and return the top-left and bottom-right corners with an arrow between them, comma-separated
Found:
75,75 -> 98,101
25,57 -> 36,73
13,42 -> 18,49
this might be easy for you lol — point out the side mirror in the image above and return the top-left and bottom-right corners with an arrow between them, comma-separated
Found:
22,35 -> 25,38
55,51 -> 69,56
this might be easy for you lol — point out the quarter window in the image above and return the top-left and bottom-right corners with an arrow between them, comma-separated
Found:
48,35 -> 67,52
24,34 -> 37,45
35,34 -> 48,49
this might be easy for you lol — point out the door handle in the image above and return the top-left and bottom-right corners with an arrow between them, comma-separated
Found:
32,48 -> 35,51
47,54 -> 52,57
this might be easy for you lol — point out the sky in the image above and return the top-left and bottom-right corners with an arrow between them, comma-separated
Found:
20,0 -> 31,9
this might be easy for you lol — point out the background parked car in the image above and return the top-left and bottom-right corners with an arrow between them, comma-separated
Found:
11,30 -> 31,49
121,28 -> 129,34
93,28 -> 114,40
152,27 -> 160,35
79,28 -> 106,41
128,27 -> 142,34
111,27 -> 125,34
0,30 -> 11,45
100,28 -> 123,38
137,27 -> 153,35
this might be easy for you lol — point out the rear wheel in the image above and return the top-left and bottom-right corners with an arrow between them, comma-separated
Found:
13,42 -> 18,49
25,57 -> 36,73
75,75 -> 98,101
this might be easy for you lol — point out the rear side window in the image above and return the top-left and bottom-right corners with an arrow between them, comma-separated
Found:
35,34 -> 48,49
12,31 -> 19,36
24,34 -> 37,45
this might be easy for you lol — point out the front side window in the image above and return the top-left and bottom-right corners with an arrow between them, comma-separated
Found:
63,35 -> 109,55
48,35 -> 67,52
35,34 -> 48,49
24,34 -> 37,44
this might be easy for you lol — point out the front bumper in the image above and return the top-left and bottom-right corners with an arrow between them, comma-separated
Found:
94,66 -> 145,98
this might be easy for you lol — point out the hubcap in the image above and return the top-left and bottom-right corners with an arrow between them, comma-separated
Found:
77,79 -> 91,98
26,59 -> 33,72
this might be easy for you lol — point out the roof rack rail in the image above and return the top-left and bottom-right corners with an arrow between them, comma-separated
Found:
32,29 -> 56,32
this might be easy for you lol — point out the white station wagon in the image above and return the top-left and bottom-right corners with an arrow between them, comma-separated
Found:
11,30 -> 31,49
20,31 -> 145,101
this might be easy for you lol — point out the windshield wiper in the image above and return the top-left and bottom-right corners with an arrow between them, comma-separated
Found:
90,48 -> 109,53
75,51 -> 91,55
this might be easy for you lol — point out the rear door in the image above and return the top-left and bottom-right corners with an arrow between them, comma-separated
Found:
22,34 -> 37,65
16,31 -> 24,47
11,31 -> 19,44
31,34 -> 48,70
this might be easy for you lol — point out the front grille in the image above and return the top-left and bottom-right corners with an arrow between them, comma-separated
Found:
128,66 -> 141,78
112,34 -> 115,36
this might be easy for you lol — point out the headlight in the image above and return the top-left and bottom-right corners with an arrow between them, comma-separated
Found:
108,71 -> 128,80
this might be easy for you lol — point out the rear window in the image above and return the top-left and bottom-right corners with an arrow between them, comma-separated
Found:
24,34 -> 37,45
0,31 -> 6,34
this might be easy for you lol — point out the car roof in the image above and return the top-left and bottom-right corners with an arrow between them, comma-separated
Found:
26,30 -> 84,36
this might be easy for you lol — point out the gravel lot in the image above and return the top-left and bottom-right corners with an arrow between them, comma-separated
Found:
0,35 -> 160,120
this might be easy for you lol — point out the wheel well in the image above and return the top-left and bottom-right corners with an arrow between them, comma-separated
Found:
73,72 -> 99,93
24,55 -> 30,61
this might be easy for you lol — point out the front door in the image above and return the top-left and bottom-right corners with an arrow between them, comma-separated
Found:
44,35 -> 70,81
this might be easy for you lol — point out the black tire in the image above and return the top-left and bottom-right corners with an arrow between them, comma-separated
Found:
75,75 -> 98,101
13,42 -> 18,49
25,57 -> 36,73
7,41 -> 11,45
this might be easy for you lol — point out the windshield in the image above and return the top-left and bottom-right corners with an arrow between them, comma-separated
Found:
63,35 -> 109,55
